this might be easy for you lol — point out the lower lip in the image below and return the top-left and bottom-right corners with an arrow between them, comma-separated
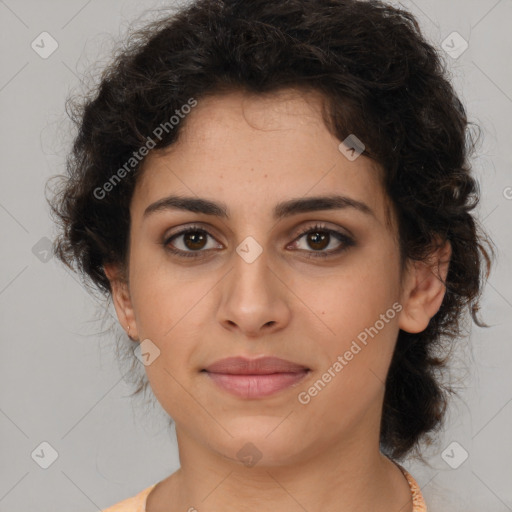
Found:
204,371 -> 310,399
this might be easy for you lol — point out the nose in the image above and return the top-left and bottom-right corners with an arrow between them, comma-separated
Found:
217,246 -> 292,338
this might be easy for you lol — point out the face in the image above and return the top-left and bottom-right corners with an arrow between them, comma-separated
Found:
106,88 -> 444,467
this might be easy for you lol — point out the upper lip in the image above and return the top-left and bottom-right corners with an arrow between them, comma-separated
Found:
203,356 -> 310,375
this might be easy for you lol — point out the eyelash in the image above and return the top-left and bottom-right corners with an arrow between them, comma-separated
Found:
163,223 -> 355,260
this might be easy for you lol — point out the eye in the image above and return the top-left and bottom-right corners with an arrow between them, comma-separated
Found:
289,223 -> 355,259
163,223 -> 355,259
163,225 -> 223,258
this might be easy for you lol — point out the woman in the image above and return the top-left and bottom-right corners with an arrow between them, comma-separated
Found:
48,0 -> 492,510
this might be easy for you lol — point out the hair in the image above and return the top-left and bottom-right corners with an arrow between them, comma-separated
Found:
47,0 -> 494,461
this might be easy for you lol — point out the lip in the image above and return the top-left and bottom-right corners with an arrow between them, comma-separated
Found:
202,356 -> 311,399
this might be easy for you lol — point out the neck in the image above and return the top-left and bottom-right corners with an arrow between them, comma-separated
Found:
155,423 -> 413,512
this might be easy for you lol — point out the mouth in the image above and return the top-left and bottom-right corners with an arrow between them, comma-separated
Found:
201,356 -> 311,399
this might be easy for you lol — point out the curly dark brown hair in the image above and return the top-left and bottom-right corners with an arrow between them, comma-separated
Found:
47,0 -> 494,461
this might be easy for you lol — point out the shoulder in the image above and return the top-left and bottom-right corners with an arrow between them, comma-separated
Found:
396,466 -> 428,512
101,483 -> 157,512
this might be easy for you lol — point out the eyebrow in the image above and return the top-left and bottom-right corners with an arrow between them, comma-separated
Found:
143,194 -> 374,220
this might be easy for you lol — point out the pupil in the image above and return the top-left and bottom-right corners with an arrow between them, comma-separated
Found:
182,230 -> 330,252
185,232 -> 206,250
309,231 -> 328,250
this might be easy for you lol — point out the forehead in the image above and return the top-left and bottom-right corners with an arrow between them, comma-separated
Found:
132,89 -> 391,228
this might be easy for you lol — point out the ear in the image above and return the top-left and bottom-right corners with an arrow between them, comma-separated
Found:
104,263 -> 139,341
398,239 -> 452,334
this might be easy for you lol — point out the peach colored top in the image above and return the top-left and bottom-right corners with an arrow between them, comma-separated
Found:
101,465 -> 427,511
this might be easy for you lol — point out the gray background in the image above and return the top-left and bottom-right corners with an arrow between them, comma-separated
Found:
0,0 -> 511,511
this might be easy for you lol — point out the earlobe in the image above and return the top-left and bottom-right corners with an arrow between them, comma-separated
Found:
103,263 -> 139,340
398,240 -> 452,334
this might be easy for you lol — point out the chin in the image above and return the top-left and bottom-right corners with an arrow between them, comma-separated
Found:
213,420 -> 309,467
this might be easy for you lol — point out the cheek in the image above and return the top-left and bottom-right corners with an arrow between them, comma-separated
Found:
295,280 -> 400,431
128,242 -> 213,337
303,251 -> 400,336
127,251 -> 214,380
297,246 -> 401,383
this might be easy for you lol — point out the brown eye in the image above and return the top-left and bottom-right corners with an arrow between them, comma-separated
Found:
163,223 -> 354,260
304,230 -> 330,251
163,226 -> 222,258
182,231 -> 208,250
290,224 -> 355,259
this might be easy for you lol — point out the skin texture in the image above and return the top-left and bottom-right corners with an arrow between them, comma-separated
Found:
104,88 -> 451,512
